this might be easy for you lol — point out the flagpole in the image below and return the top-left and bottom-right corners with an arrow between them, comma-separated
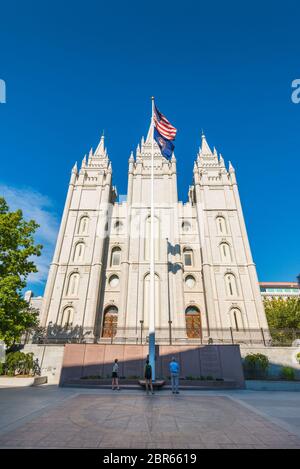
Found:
149,96 -> 156,381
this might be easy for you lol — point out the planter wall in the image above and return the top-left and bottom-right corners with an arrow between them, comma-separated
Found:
0,376 -> 47,387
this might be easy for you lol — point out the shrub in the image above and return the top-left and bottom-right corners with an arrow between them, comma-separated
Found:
296,352 -> 300,364
281,366 -> 295,381
243,353 -> 269,379
2,352 -> 34,376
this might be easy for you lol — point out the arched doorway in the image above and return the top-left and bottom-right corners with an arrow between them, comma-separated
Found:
185,306 -> 202,339
102,305 -> 118,338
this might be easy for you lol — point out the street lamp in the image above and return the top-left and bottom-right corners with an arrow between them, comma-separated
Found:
168,320 -> 172,345
139,320 -> 144,345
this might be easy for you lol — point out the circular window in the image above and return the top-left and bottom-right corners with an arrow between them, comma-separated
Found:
182,221 -> 191,232
185,275 -> 196,289
109,275 -> 120,288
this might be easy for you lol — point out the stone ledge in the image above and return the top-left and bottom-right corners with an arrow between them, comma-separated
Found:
0,376 -> 48,387
63,378 -> 239,390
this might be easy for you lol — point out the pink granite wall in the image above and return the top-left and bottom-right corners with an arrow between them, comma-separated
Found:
60,344 -> 245,387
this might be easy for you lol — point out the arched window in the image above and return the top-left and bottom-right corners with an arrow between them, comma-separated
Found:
73,242 -> 85,262
102,305 -> 118,338
216,216 -> 227,235
114,220 -> 123,233
67,272 -> 80,297
220,243 -> 232,262
225,273 -> 238,297
183,248 -> 193,266
109,274 -> 120,288
182,221 -> 191,233
230,308 -> 243,331
145,216 -> 160,261
111,247 -> 121,266
185,275 -> 196,289
78,216 -> 89,235
185,306 -> 202,339
143,273 -> 160,324
60,307 -> 74,327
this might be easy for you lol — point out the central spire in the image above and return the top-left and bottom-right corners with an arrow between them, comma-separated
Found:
201,133 -> 213,156
94,133 -> 107,158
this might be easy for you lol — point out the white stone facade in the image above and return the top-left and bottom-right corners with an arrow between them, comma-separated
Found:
39,127 -> 269,343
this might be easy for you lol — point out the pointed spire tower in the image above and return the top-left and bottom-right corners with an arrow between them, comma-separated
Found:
193,132 -> 233,187
81,133 -> 111,172
197,132 -> 219,167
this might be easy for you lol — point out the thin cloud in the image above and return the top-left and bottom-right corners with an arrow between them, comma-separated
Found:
0,184 -> 59,287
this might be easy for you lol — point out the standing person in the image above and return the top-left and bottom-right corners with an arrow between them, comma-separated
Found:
169,356 -> 180,394
112,358 -> 120,391
144,359 -> 154,395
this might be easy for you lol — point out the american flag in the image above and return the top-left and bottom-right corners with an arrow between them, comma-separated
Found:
154,105 -> 177,141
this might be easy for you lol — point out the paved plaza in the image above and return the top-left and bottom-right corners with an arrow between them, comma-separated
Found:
1,386 -> 300,448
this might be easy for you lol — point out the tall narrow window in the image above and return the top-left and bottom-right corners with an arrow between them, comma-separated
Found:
67,273 -> 80,297
216,216 -> 227,235
220,243 -> 232,262
111,247 -> 121,266
78,217 -> 89,235
230,308 -> 243,331
233,310 -> 239,331
183,248 -> 193,266
73,242 -> 85,262
225,273 -> 238,297
60,307 -> 74,327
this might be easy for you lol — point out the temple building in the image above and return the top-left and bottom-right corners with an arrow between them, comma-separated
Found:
38,124 -> 269,344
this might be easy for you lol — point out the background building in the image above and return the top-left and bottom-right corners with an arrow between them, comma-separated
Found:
260,282 -> 300,300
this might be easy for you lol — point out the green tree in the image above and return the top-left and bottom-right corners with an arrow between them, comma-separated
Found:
264,297 -> 300,329
264,297 -> 300,345
0,197 -> 42,346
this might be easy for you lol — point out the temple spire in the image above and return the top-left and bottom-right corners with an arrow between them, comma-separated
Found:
201,132 -> 213,156
146,120 -> 154,143
94,133 -> 106,158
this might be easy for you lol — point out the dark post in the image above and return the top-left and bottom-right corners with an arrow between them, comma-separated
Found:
140,320 -> 144,345
261,327 -> 266,346
229,327 -> 234,344
168,320 -> 172,345
110,321 -> 114,344
166,238 -> 172,345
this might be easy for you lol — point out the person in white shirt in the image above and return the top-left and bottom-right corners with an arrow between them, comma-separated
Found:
112,358 -> 120,390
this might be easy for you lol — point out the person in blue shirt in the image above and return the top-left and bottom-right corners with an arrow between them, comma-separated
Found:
169,357 -> 180,394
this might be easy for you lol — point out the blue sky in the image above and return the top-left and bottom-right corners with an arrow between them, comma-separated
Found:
0,0 -> 299,295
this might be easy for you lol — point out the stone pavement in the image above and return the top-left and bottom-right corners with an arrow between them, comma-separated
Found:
1,389 -> 300,449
